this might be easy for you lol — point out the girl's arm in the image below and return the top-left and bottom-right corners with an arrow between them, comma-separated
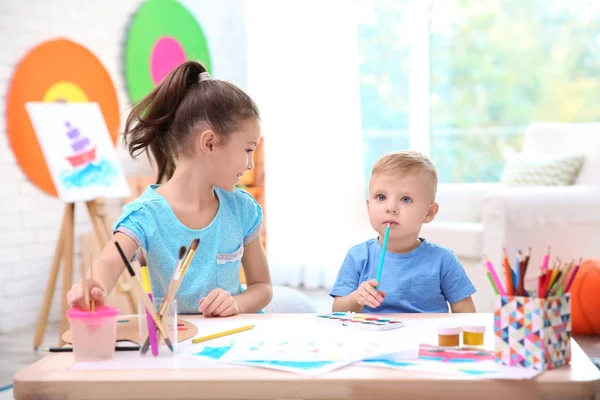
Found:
67,232 -> 136,308
234,237 -> 273,313
93,232 -> 137,291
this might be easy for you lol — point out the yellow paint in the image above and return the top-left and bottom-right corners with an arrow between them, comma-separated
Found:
463,331 -> 484,346
43,81 -> 88,102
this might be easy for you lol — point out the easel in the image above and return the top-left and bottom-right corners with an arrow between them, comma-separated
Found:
33,199 -> 137,348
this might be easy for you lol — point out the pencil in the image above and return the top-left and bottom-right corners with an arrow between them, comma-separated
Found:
503,248 -> 514,295
564,259 -> 582,293
114,241 -> 174,352
486,272 -> 499,295
484,255 -> 506,296
375,223 -> 390,290
192,324 -> 255,344
42,346 -> 140,353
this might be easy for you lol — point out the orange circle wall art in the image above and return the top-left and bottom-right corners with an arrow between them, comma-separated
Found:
6,38 -> 120,197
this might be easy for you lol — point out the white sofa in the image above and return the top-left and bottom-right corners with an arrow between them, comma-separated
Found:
420,122 -> 600,312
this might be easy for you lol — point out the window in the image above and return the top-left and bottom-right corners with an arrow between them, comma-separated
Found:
357,0 -> 411,183
359,0 -> 600,183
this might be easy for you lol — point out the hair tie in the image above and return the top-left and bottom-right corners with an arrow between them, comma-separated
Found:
198,71 -> 211,82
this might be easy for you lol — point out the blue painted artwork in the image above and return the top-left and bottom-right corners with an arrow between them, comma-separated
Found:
59,158 -> 119,189
193,344 -> 234,360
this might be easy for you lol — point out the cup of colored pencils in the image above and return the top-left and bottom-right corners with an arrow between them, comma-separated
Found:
488,246 -> 577,371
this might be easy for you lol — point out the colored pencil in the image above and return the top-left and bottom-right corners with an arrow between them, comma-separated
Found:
114,241 -> 174,352
542,246 -> 550,272
484,255 -> 506,296
375,223 -> 390,289
486,272 -> 499,295
503,248 -> 514,295
564,259 -> 581,293
192,325 -> 255,344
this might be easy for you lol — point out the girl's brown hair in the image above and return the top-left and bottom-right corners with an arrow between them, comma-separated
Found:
124,61 -> 259,183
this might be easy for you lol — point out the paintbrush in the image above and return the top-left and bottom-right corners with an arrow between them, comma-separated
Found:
140,245 -> 187,355
89,250 -> 95,312
114,241 -> 174,352
162,246 -> 187,313
142,240 -> 199,355
167,238 -> 200,309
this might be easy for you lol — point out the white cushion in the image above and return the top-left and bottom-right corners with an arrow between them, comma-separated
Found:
500,151 -> 585,186
521,122 -> 600,185
419,221 -> 483,259
263,285 -> 317,314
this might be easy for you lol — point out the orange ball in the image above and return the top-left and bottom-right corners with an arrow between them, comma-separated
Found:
570,259 -> 600,335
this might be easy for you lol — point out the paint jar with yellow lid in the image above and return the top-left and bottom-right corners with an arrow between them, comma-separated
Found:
437,326 -> 461,348
462,325 -> 486,347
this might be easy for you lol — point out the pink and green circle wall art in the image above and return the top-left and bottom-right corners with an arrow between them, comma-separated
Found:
125,0 -> 212,103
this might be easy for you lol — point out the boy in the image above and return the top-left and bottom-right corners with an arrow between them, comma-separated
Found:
331,150 -> 476,313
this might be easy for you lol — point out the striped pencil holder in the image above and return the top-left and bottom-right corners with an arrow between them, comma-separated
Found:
493,294 -> 571,371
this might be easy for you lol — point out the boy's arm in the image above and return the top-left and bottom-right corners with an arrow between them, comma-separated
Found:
332,292 -> 363,313
330,251 -> 364,313
450,296 -> 476,313
441,253 -> 477,313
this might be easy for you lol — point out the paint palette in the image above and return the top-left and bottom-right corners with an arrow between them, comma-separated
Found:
316,312 -> 404,331
61,315 -> 198,344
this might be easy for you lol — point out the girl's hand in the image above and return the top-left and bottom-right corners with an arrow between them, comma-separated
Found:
354,279 -> 386,308
66,279 -> 106,309
198,288 -> 240,317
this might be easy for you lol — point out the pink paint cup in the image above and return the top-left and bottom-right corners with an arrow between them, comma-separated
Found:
67,306 -> 120,361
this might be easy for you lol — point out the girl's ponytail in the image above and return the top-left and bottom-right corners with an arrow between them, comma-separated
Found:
124,61 -> 206,183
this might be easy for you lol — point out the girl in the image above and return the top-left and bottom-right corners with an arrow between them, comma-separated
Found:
67,61 -> 272,317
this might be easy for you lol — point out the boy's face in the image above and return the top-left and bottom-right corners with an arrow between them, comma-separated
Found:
366,171 -> 438,242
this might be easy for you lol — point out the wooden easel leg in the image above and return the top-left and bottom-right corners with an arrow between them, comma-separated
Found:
33,204 -> 69,349
59,203 -> 75,346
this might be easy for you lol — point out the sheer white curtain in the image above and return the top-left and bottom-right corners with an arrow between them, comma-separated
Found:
246,0 -> 373,289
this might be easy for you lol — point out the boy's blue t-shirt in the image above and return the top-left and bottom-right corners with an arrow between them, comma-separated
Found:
329,238 -> 476,313
113,184 -> 262,313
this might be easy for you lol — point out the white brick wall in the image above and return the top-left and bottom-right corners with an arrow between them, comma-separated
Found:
0,0 -> 247,334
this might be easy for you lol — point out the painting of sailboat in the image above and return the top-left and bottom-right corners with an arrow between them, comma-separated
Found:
65,121 -> 97,168
25,102 -> 130,202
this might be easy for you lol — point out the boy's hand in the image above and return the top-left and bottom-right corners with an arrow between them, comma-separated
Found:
198,288 -> 240,317
354,279 -> 385,308
66,279 -> 106,310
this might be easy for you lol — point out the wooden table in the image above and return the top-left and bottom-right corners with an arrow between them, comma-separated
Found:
13,313 -> 600,400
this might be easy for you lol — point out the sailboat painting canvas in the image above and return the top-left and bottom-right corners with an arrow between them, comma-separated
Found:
25,102 -> 130,202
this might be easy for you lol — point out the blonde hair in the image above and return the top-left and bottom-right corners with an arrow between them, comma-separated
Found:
371,150 -> 438,199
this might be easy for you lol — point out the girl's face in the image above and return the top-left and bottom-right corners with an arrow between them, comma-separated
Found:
211,117 -> 262,191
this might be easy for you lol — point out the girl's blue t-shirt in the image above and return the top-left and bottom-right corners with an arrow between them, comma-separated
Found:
113,184 -> 262,313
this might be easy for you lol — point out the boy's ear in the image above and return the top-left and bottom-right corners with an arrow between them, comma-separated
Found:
366,198 -> 371,211
423,202 -> 439,223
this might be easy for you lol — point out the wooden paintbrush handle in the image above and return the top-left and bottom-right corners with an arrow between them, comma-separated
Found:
160,281 -> 178,316
134,282 -> 170,343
